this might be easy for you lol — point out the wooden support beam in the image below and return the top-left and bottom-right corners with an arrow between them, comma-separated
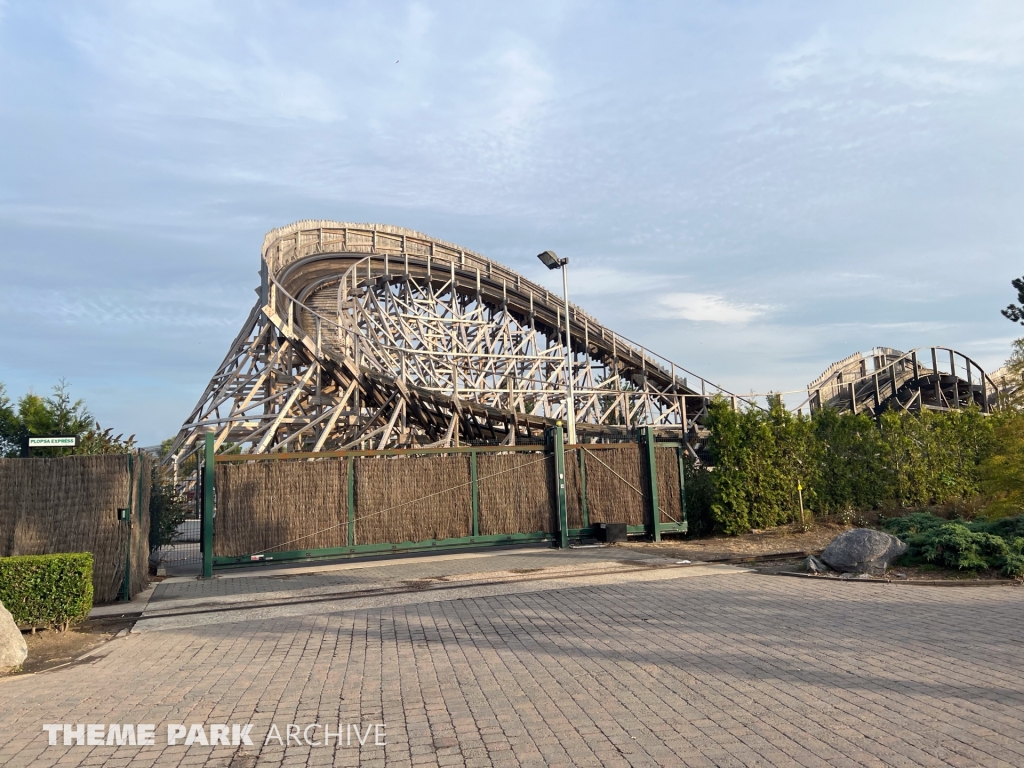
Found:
950,349 -> 960,408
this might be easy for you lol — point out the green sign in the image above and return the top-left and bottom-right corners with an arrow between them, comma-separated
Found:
27,436 -> 78,448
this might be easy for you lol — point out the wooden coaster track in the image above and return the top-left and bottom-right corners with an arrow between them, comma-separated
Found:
165,222 -> 751,470
806,347 -> 998,416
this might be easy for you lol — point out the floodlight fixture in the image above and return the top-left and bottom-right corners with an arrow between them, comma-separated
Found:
536,250 -> 566,270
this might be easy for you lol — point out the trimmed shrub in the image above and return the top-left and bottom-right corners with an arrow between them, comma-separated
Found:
881,513 -> 1024,577
973,515 -> 1024,541
1004,552 -> 1024,578
881,512 -> 947,539
924,524 -> 1004,572
0,553 -> 93,630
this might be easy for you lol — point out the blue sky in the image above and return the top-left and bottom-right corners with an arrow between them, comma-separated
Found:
2,1 -> 1023,444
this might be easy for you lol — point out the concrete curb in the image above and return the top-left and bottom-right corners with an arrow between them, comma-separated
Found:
775,571 -> 1021,587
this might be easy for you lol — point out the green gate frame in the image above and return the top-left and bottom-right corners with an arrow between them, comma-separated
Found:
119,451 -> 147,600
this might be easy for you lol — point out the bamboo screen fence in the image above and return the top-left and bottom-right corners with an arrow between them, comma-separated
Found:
214,460 -> 348,554
476,452 -> 556,535
0,453 -> 152,603
563,453 -> 585,530
214,454 -> 479,556
211,437 -> 689,561
579,446 -> 648,526
354,455 -> 472,545
655,447 -> 684,525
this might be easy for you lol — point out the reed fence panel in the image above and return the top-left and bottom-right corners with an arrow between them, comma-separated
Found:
208,438 -> 689,559
477,452 -> 556,535
214,460 -> 347,556
565,451 -> 584,529
654,447 -> 683,524
0,453 -> 151,603
580,446 -> 647,526
354,455 -> 472,545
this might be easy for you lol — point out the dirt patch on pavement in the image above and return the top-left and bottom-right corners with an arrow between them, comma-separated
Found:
617,523 -> 849,562
2,626 -> 119,677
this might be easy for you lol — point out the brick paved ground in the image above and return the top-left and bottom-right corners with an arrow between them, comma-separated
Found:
149,547 -> 660,604
2,566 -> 1023,767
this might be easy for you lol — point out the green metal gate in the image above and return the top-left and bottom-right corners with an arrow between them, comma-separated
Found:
199,426 -> 688,577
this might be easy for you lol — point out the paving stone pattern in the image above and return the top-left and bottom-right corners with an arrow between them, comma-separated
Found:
2,573 -> 1024,767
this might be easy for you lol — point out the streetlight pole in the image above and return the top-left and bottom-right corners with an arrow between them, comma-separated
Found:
559,262 -> 577,445
537,250 -> 577,444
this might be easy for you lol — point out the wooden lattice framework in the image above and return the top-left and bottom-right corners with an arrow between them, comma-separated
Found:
165,221 -> 751,470
806,347 -> 1000,416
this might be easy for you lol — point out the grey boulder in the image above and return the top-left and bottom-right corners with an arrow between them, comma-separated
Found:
0,599 -> 28,672
821,528 -> 907,574
804,555 -> 829,574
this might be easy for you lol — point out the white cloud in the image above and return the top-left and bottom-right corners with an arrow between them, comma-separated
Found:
768,28 -> 831,89
568,266 -> 664,297
10,288 -> 242,330
656,293 -> 768,324
63,3 -> 349,124
487,45 -> 552,132
766,9 -> 1024,99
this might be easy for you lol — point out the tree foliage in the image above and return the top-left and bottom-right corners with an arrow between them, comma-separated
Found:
878,407 -> 993,507
0,379 -> 135,456
812,408 -> 885,512
0,383 -> 18,457
995,338 -> 1024,409
149,466 -> 190,553
705,396 -> 816,534
1001,275 -> 1024,325
977,409 -> 1024,517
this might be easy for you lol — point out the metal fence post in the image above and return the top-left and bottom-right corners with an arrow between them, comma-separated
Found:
201,433 -> 215,579
347,456 -> 355,547
121,453 -> 134,601
470,450 -> 480,538
642,425 -> 661,541
552,425 -> 569,548
578,448 -> 589,530
676,444 -> 688,532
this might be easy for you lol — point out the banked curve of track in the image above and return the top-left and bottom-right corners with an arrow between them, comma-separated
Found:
167,222 -> 751,467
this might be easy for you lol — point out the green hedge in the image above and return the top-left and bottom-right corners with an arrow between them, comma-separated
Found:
695,397 -> 997,535
0,553 -> 94,630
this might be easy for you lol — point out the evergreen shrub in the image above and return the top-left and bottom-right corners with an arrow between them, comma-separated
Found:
0,552 -> 94,630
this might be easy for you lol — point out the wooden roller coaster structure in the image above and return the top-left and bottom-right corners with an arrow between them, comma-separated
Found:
165,221 -> 1003,472
165,221 -> 755,471
806,347 -> 999,417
